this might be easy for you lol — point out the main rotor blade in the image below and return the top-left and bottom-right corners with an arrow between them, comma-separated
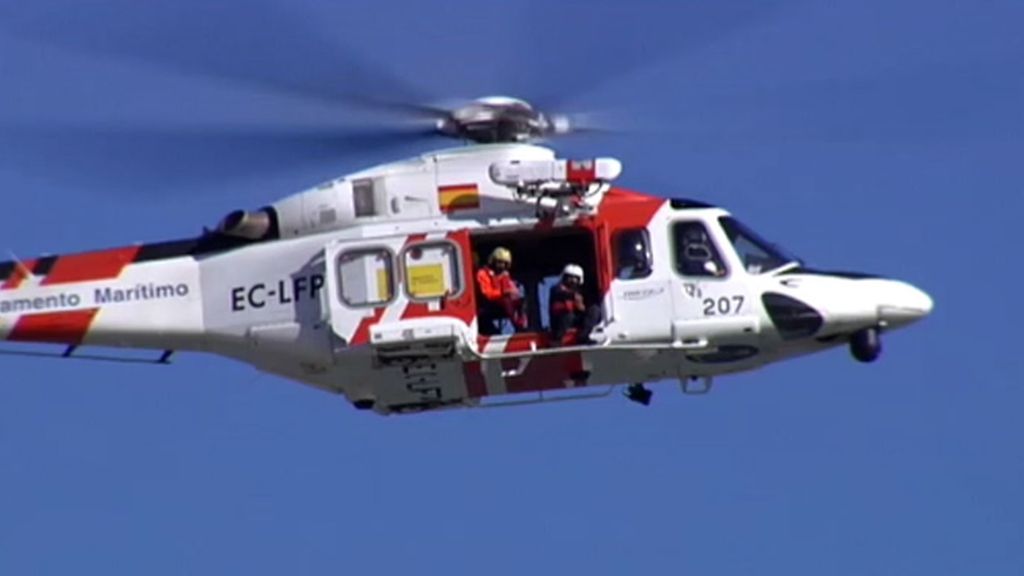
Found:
0,123 -> 440,194
0,0 -> 431,115
510,0 -> 793,112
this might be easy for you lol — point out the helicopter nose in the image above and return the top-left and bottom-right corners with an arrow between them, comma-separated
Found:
875,280 -> 933,326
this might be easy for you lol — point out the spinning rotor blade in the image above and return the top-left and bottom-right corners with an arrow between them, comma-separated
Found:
509,0 -> 793,114
0,123 -> 440,194
0,0 -> 821,196
0,0 -> 455,191
0,0 -> 430,117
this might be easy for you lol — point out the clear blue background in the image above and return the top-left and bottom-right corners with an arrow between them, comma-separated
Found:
0,1 -> 1021,574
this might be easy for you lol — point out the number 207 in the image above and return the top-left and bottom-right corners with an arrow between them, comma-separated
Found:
702,296 -> 744,316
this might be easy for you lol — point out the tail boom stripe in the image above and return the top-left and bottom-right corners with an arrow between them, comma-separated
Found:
7,309 -> 100,345
41,247 -> 141,286
1,260 -> 35,290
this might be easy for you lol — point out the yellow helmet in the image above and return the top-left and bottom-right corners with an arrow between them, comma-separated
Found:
489,247 -> 512,264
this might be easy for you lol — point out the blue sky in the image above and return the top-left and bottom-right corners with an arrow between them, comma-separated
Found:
0,0 -> 1021,574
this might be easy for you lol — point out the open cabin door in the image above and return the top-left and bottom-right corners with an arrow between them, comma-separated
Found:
322,230 -> 477,351
322,229 -> 480,412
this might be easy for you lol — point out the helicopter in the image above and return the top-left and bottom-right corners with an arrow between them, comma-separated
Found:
0,94 -> 933,414
0,3 -> 933,415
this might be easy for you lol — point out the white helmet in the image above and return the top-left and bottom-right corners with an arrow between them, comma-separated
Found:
562,263 -> 584,283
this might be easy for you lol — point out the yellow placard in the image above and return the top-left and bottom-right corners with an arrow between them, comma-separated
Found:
376,267 -> 391,302
407,263 -> 446,298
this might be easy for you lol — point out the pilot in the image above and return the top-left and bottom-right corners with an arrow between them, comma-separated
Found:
548,264 -> 601,346
476,247 -> 527,334
617,230 -> 652,279
679,225 -> 725,277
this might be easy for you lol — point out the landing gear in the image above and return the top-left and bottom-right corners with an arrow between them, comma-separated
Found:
353,399 -> 376,411
850,327 -> 882,363
625,383 -> 653,406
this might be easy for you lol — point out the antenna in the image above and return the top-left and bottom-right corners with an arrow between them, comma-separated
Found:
7,250 -> 33,279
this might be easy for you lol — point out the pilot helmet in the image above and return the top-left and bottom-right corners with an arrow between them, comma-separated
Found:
489,247 -> 512,265
562,263 -> 584,284
682,226 -> 712,261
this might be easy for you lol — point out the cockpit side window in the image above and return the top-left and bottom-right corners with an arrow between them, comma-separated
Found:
719,217 -> 794,274
672,221 -> 727,278
613,228 -> 653,280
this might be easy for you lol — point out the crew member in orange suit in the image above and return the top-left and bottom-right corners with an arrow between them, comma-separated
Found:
476,247 -> 527,334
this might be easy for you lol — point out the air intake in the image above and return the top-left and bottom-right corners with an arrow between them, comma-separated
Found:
761,293 -> 823,340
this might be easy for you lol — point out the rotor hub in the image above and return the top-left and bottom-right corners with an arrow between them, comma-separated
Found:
438,97 -> 565,144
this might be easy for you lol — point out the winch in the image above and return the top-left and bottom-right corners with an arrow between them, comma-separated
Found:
489,157 -> 622,217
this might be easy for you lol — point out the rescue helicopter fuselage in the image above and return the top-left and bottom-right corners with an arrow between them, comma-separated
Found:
0,143 -> 932,414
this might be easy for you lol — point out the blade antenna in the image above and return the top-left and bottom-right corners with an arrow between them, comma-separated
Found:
7,250 -> 33,279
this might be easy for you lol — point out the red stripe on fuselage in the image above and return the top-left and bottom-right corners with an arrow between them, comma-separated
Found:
7,309 -> 99,345
599,188 -> 666,228
350,307 -> 386,346
595,188 -> 666,294
41,246 -> 141,286
1,260 -> 36,290
470,333 -> 587,395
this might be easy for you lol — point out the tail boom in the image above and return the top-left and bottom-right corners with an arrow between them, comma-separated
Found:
0,246 -> 203,350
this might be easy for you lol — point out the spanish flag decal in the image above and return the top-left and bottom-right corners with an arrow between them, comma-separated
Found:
438,183 -> 480,213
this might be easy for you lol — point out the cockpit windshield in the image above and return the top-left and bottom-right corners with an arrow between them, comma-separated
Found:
719,217 -> 798,274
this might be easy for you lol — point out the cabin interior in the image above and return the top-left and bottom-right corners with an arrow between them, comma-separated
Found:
469,227 -> 600,337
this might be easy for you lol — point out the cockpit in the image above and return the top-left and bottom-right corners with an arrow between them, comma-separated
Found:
718,216 -> 799,274
672,215 -> 799,277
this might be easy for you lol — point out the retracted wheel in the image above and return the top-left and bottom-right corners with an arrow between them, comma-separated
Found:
850,327 -> 882,363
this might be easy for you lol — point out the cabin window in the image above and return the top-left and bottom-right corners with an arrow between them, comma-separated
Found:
613,228 -> 652,280
672,221 -> 728,278
353,179 -> 377,217
402,241 -> 463,300
336,248 -> 394,307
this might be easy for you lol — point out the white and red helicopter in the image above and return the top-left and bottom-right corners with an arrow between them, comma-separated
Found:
0,0 -> 936,414
0,95 -> 932,414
